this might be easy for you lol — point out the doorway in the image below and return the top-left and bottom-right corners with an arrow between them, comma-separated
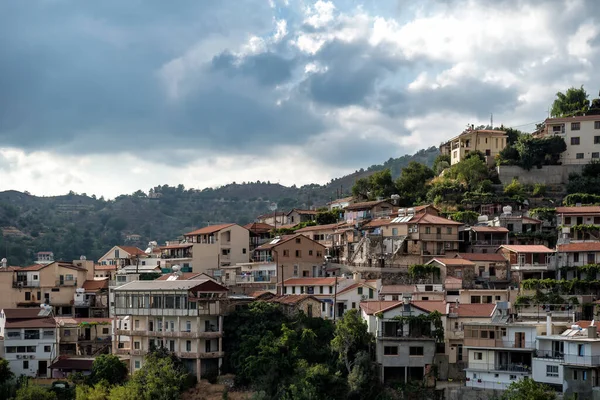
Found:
38,361 -> 47,377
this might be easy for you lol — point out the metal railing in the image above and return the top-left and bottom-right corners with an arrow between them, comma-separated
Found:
12,280 -> 40,288
56,279 -> 77,287
463,338 -> 535,349
534,350 -> 564,360
467,362 -> 531,373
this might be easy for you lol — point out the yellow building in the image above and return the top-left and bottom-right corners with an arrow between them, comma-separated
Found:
440,128 -> 507,166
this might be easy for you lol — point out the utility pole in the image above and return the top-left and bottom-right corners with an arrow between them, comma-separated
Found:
333,275 -> 338,322
280,263 -> 284,296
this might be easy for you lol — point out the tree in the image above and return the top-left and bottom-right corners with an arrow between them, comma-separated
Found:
502,127 -> 524,145
347,351 -> 378,399
316,210 -> 338,225
551,86 -> 590,117
395,162 -> 435,205
330,309 -> 372,374
501,378 -> 557,400
15,384 -> 57,400
76,382 -> 110,400
503,178 -> 525,197
446,155 -> 489,191
89,354 -> 128,386
0,358 -> 13,384
432,154 -> 451,175
351,177 -> 371,200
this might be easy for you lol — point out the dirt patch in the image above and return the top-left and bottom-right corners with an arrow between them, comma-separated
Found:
182,375 -> 253,400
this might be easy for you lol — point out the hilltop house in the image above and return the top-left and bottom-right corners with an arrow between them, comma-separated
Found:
536,115 -> 600,164
440,128 -> 507,167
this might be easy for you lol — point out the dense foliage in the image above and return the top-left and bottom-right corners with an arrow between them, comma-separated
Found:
567,161 -> 600,196
501,377 -> 557,400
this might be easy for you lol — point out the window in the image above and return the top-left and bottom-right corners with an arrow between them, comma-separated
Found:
37,291 -> 41,301
392,228 -> 398,236
471,296 -> 481,304
409,347 -> 424,356
351,302 -> 356,309
135,361 -> 141,369
572,123 -> 581,131
576,153 -> 584,159
317,251 -> 322,258
242,248 -> 247,254
66,274 -> 73,281
296,238 -> 301,244
186,321 -> 191,332
391,295 -> 399,300
102,328 -> 109,334
64,329 -> 71,336
583,371 -> 588,381
25,292 -> 31,301
425,227 -> 431,234
447,227 -> 452,234
485,149 -> 491,156
283,250 -> 289,257
23,361 -> 29,370
292,287 -> 296,294
595,122 -> 600,130
384,346 -> 399,355
546,365 -> 558,377
357,287 -> 363,295
134,320 -> 140,329
574,370 -> 578,380
593,152 -> 600,159
578,344 -> 584,356
134,342 -> 140,350
186,340 -> 192,351
571,136 -> 581,145
141,261 -> 146,266
553,125 -> 562,132
565,217 -> 572,225
308,250 -> 313,257
295,250 -> 301,258
588,253 -> 596,264
510,375 -> 517,380
293,265 -> 298,277
319,286 -> 324,294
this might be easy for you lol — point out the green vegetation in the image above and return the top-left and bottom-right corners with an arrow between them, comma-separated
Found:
392,311 -> 444,343
550,85 -> 600,118
88,355 -> 129,387
498,135 -> 567,170
501,377 -> 557,400
567,161 -> 600,196
408,264 -> 440,280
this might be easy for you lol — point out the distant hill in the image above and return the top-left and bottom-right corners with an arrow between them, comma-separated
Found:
0,147 -> 439,266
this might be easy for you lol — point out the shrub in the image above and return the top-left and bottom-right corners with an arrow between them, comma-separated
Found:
532,184 -> 547,197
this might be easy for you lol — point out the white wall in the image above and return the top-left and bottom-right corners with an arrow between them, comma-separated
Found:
532,358 -> 563,386
3,328 -> 57,377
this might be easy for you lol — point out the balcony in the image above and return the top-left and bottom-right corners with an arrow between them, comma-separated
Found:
511,263 -> 552,271
235,275 -> 275,284
199,351 -> 224,359
115,348 -> 130,355
12,280 -> 40,288
161,253 -> 192,260
467,363 -> 532,373
563,354 -> 600,366
131,349 -> 147,356
56,279 -> 77,287
471,240 -> 507,246
463,338 -> 535,350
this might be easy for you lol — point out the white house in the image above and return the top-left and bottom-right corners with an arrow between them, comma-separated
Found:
0,308 -> 58,378
540,115 -> 600,164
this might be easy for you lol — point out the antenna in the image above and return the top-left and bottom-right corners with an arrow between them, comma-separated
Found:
490,113 -> 493,129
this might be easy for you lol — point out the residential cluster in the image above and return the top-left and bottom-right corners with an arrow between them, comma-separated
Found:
1,114 -> 600,398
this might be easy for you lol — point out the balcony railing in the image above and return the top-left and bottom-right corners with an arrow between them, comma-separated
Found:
56,279 -> 77,287
115,348 -> 130,355
12,280 -> 40,288
472,240 -> 507,246
463,338 -> 535,349
235,275 -> 274,284
161,253 -> 192,259
468,362 -> 532,373
563,354 -> 600,366
177,351 -> 226,359
116,329 -> 222,339
511,263 -> 551,271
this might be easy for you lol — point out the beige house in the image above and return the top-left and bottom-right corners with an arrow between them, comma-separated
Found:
440,128 -> 507,166
294,222 -> 350,260
0,259 -> 94,315
256,211 -> 286,227
286,209 -> 317,225
537,115 -> 600,164
159,224 -> 250,275
556,206 -> 600,242
266,294 -> 322,318
454,253 -> 510,283
98,246 -> 146,267
55,317 -> 113,358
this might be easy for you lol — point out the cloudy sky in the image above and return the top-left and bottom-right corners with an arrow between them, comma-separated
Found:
1,0 -> 599,198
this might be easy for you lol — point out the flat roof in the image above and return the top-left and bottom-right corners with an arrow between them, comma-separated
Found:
114,279 -> 213,291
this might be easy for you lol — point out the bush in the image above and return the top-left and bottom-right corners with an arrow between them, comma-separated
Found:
563,193 -> 600,206
503,178 -> 524,197
532,183 -> 547,197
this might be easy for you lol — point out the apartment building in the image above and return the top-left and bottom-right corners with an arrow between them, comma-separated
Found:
538,115 -> 600,164
379,284 -> 445,302
0,308 -> 58,378
113,278 -> 228,380
440,128 -> 507,167
497,245 -> 555,281
158,224 -> 250,276
77,280 -> 110,318
55,317 -> 112,357
461,226 -> 509,254
556,206 -> 600,242
360,300 -> 442,384
0,259 -> 94,314
556,242 -> 600,280
534,321 -> 600,397
464,321 -> 542,390
244,222 -> 273,252
222,234 -> 326,294
343,200 -> 394,224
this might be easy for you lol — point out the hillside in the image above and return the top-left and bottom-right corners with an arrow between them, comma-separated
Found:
0,147 -> 439,266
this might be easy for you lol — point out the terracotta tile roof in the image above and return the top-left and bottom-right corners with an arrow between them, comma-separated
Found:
456,253 -> 507,262
327,196 -> 354,205
18,264 -> 46,271
360,300 -> 403,315
255,234 -> 298,250
448,303 -> 495,318
94,264 -> 117,271
0,266 -> 20,272
283,277 -> 340,286
54,317 -> 113,325
413,213 -> 463,225
243,222 -> 274,233
277,223 -> 299,230
499,245 -> 554,253
522,216 -> 542,224
118,246 -> 146,256
250,291 -> 276,298
575,320 -> 600,329
379,284 -> 416,295
428,258 -> 475,266
6,318 -> 56,329
268,294 -> 321,305
184,223 -> 236,236
362,219 -> 392,229
81,279 -> 109,291
337,282 -> 376,296
411,300 -> 447,314
345,200 -> 392,211
287,209 -> 318,216
49,358 -> 94,371
470,226 -> 509,233
3,308 -> 48,319
558,243 -> 600,252
55,262 -> 88,272
155,272 -> 205,281
556,206 -> 600,214
294,222 -> 347,233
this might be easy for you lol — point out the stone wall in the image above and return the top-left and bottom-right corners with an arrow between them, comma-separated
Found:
496,164 -> 584,185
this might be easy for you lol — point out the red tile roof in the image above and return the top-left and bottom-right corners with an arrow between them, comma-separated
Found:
337,282 -> 376,296
54,317 -> 113,325
243,222 -> 274,233
250,291 -> 276,299
81,279 -> 109,291
429,258 -> 475,266
287,209 -> 318,216
255,234 -> 298,250
499,245 -> 554,253
118,246 -> 146,256
360,300 -> 403,315
362,219 -> 392,229
575,320 -> 600,329
456,253 -> 507,262
283,277 -> 339,286
379,284 -> 416,295
6,318 -> 56,329
414,213 -> 463,225
294,222 -> 347,233
3,308 -> 48,319
470,226 -> 509,233
448,303 -> 495,318
558,243 -> 600,252
522,216 -> 542,224
411,300 -> 447,314
18,264 -> 46,271
345,200 -> 392,211
268,294 -> 321,305
94,264 -> 117,271
184,223 -> 236,236
556,206 -> 600,214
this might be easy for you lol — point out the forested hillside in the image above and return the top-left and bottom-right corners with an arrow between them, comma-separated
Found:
0,147 -> 439,266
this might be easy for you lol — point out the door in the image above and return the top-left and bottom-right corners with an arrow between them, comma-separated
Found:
205,340 -> 211,353
515,332 -> 525,348
84,327 -> 91,340
337,303 -> 344,318
38,361 -> 47,377
59,275 -> 64,285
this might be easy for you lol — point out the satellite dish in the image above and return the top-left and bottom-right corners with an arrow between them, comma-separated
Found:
269,202 -> 278,211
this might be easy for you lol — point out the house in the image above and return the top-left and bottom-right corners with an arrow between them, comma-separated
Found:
112,278 -> 228,381
497,245 -> 555,281
537,115 -> 600,164
159,223 -> 250,276
379,285 -> 417,301
360,301 -> 442,384
93,264 -> 117,279
0,259 -> 94,315
35,252 -> 54,265
256,211 -> 287,227
351,212 -> 463,267
454,253 -> 510,285
463,321 -> 541,390
0,308 -> 58,377
533,321 -> 600,397
426,258 -> 476,284
77,279 -> 110,318
98,246 -> 147,267
556,242 -> 600,280
286,209 -> 318,225
222,234 -> 326,295
49,358 -> 95,379
281,276 -> 356,318
440,128 -> 507,167
294,222 -> 350,260
490,214 -> 545,246
267,295 -> 322,318
335,276 -> 380,316
556,206 -> 600,242
54,317 -> 112,358
243,222 -> 274,252
343,200 -> 394,223
461,226 -> 509,254
327,196 -> 354,211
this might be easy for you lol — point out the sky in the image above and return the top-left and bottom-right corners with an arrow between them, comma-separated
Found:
1,0 -> 599,198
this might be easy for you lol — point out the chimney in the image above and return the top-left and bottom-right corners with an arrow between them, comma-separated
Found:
588,325 -> 597,339
353,272 -> 362,282
546,312 -> 552,336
